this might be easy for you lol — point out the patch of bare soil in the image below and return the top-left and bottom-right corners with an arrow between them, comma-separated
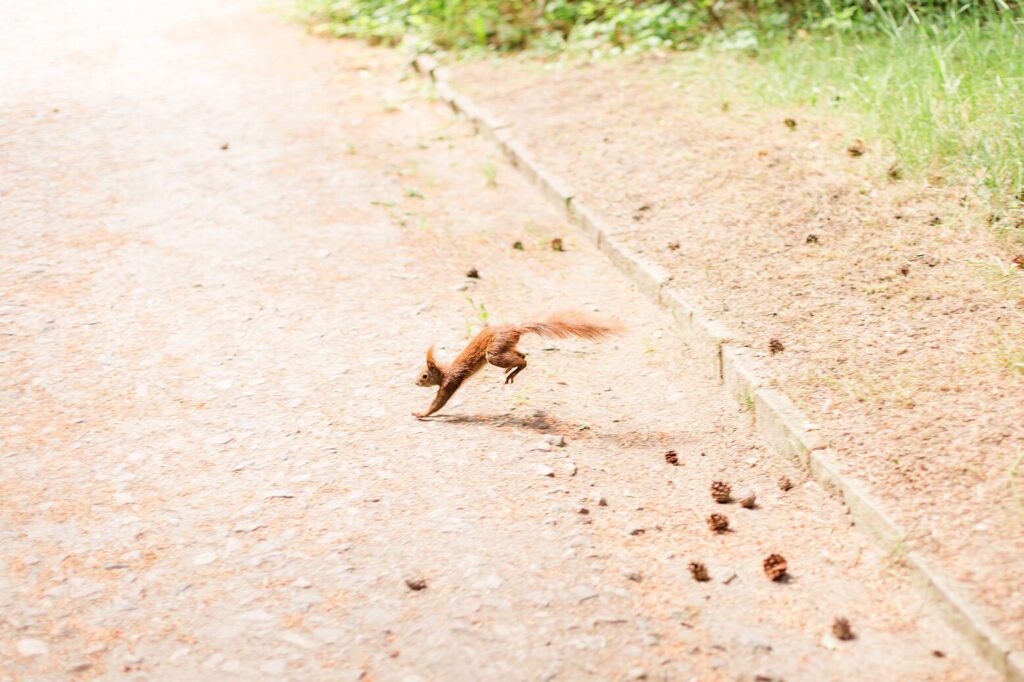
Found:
452,55 -> 1024,647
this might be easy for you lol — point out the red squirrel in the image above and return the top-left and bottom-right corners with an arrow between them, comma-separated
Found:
413,310 -> 622,419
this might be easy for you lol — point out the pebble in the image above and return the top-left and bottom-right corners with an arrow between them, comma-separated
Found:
292,576 -> 312,588
193,551 -> 217,566
534,464 -> 555,477
280,631 -> 320,649
67,661 -> 92,673
543,434 -> 566,447
313,628 -> 346,644
202,653 -> 226,670
556,461 -> 577,477
572,586 -> 599,603
17,638 -> 48,657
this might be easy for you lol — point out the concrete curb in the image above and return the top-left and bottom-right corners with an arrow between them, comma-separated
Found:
410,54 -> 1023,680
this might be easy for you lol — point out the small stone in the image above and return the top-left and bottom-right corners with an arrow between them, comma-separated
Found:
193,552 -> 217,566
279,631 -> 319,650
784,117 -> 797,129
847,139 -> 866,157
572,586 -> 599,603
551,238 -> 564,252
739,493 -> 757,509
313,628 -> 346,644
233,521 -> 263,533
292,577 -> 312,589
534,464 -> 555,477
543,434 -> 565,447
67,661 -> 92,673
405,578 -> 428,591
556,461 -> 577,477
623,570 -> 643,582
778,476 -> 793,492
688,562 -> 710,582
465,268 -> 480,279
598,497 -> 608,507
17,639 -> 49,657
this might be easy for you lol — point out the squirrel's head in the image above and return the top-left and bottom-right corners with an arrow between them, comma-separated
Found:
415,346 -> 444,387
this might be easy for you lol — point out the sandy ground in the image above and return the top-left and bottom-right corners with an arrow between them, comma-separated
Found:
0,1 -> 999,680
452,55 -> 1024,651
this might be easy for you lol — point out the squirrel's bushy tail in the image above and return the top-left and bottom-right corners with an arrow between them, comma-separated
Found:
518,310 -> 623,342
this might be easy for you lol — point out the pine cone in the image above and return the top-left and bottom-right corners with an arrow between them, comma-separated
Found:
763,553 -> 788,581
832,617 -> 854,641
805,233 -> 819,244
664,450 -> 679,466
769,338 -> 785,355
778,476 -> 793,491
739,492 -> 757,509
707,513 -> 729,533
688,562 -> 710,582
710,481 -> 732,503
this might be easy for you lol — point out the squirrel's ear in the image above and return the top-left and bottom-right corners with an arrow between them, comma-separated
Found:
426,346 -> 438,370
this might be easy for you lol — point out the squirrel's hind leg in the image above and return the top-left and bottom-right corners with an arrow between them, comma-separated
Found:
486,346 -> 527,384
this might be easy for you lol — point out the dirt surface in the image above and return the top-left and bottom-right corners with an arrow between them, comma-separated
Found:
452,55 -> 1024,650
0,2 -> 999,680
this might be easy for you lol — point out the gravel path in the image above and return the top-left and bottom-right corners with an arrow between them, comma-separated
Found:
0,1 -> 993,679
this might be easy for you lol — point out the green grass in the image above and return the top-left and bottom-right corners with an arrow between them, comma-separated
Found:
302,0 -> 1024,238
739,12 -> 1024,238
